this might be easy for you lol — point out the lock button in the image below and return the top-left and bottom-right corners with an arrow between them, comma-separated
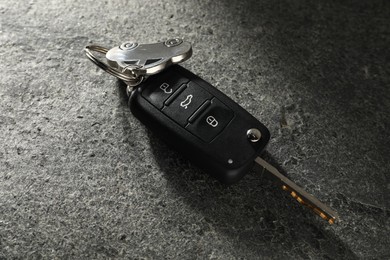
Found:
186,98 -> 234,142
162,81 -> 212,126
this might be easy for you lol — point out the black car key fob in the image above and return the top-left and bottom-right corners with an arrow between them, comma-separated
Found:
130,65 -> 270,184
85,39 -> 339,224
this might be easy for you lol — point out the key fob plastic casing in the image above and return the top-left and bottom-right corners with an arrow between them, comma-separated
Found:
129,65 -> 270,184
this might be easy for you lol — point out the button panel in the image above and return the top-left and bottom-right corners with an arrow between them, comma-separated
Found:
142,75 -> 234,142
186,98 -> 234,142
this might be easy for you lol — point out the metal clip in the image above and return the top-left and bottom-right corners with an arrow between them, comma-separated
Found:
85,38 -> 192,87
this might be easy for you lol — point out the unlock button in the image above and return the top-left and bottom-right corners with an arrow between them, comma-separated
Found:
142,70 -> 189,109
186,98 -> 234,142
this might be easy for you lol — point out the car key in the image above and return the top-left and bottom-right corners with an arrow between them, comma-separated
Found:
85,39 -> 339,224
131,65 -> 338,224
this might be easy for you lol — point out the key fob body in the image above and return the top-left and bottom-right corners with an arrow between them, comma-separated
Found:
129,65 -> 270,184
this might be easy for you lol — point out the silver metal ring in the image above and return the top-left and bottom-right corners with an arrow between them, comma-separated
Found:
84,45 -> 143,85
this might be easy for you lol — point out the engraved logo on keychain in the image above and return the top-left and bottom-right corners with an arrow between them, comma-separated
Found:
85,38 -> 339,224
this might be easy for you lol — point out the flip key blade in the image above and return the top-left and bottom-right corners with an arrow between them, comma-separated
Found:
255,157 -> 339,224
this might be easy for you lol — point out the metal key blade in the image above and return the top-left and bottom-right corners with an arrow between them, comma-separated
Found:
255,157 -> 339,224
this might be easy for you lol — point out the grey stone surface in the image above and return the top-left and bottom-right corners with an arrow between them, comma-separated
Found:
0,0 -> 389,259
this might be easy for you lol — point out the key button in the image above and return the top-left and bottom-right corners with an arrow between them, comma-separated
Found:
186,98 -> 234,142
142,71 -> 189,109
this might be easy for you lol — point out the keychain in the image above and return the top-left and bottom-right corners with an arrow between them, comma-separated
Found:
85,38 -> 192,88
85,38 -> 339,224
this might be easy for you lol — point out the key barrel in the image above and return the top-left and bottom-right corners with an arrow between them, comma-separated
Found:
129,65 -> 270,184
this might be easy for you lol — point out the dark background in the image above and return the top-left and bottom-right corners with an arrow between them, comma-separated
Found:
1,0 -> 389,259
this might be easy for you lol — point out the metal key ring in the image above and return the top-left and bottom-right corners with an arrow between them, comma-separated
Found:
84,45 -> 144,85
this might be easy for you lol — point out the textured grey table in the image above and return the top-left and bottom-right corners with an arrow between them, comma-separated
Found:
1,0 -> 389,259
